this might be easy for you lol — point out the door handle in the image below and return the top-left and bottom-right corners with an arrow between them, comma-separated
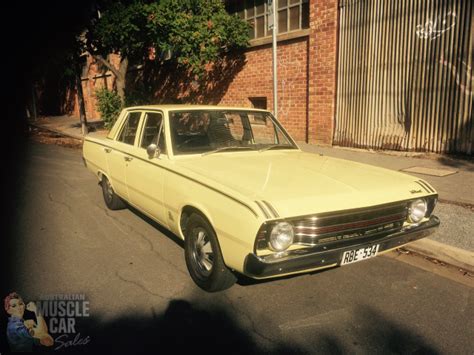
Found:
104,148 -> 111,153
124,156 -> 133,162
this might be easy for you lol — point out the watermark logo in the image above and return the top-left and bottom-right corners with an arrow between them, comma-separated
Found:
37,294 -> 91,350
4,292 -> 91,352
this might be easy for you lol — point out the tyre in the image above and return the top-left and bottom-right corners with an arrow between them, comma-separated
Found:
101,175 -> 126,210
184,213 -> 237,292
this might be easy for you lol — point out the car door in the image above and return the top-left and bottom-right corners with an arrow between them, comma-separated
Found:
106,111 -> 143,200
126,111 -> 168,226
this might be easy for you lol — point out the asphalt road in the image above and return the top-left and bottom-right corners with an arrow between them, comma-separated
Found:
2,141 -> 473,353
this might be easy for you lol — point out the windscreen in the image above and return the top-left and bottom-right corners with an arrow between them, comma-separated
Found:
169,110 -> 296,155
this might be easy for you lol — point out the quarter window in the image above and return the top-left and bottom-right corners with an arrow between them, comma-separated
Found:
117,112 -> 142,145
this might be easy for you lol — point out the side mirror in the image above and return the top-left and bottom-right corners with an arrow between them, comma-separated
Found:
146,144 -> 160,159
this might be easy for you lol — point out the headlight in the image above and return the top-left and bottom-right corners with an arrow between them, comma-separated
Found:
269,222 -> 294,251
408,199 -> 427,223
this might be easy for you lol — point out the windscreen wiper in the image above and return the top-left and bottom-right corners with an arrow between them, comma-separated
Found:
202,146 -> 255,156
258,144 -> 295,152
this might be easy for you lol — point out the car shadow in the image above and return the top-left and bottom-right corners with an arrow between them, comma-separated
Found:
65,299 -> 305,354
126,204 -> 184,249
27,300 -> 441,353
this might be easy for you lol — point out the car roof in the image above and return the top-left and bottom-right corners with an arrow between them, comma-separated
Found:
124,104 -> 270,113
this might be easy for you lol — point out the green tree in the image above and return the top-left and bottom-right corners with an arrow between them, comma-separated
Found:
87,2 -> 149,102
87,0 -> 250,103
95,88 -> 123,129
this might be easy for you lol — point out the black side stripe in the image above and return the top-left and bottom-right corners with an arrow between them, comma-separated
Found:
84,138 -> 259,218
414,181 -> 430,193
416,180 -> 435,193
421,181 -> 435,193
262,200 -> 279,218
255,201 -> 271,219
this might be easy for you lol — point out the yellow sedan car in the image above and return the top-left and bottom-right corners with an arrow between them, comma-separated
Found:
83,105 -> 439,292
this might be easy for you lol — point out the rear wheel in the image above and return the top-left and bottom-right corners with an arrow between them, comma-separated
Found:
101,176 -> 126,210
184,213 -> 237,292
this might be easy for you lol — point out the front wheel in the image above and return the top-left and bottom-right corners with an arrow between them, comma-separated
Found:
184,214 -> 237,292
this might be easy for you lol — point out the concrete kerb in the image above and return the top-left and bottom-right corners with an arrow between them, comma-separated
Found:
403,239 -> 474,274
28,121 -> 474,275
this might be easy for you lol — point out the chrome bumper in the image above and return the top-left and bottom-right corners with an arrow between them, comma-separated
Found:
244,215 -> 440,278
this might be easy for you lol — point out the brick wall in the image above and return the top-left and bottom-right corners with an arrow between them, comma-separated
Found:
218,38 -> 309,142
308,0 -> 339,145
69,0 -> 339,145
72,55 -> 119,119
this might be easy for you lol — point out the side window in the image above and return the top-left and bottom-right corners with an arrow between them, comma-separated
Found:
117,112 -> 142,145
140,112 -> 166,153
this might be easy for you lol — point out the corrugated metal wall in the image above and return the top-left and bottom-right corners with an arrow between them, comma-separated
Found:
335,0 -> 473,154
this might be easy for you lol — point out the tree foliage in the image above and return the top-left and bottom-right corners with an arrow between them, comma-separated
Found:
88,2 -> 150,61
95,88 -> 123,128
145,0 -> 250,76
88,0 -> 250,79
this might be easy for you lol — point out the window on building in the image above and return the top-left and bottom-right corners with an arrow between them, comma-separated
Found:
227,0 -> 309,40
249,97 -> 268,109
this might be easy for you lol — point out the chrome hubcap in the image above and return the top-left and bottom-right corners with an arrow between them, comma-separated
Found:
192,228 -> 214,276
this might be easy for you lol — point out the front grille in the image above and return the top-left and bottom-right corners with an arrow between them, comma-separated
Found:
290,202 -> 408,247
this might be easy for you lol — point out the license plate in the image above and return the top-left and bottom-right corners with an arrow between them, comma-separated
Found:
341,244 -> 380,265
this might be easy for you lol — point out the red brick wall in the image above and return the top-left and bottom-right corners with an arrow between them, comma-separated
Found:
218,38 -> 309,142
73,55 -> 119,119
70,0 -> 340,145
308,0 -> 339,145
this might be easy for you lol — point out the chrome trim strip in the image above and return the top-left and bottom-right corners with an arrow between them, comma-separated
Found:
293,212 -> 406,233
295,224 -> 403,245
84,138 -> 259,218
294,226 -> 403,246
294,217 -> 405,238
262,200 -> 279,218
287,201 -> 407,224
280,203 -> 407,249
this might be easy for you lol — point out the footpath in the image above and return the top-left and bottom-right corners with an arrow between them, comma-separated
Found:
29,115 -> 474,274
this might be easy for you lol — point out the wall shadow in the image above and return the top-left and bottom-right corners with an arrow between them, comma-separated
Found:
349,305 -> 440,354
126,52 -> 247,105
436,152 -> 474,171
